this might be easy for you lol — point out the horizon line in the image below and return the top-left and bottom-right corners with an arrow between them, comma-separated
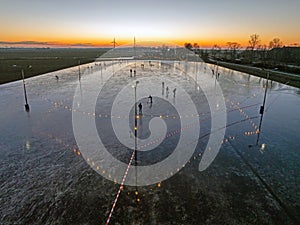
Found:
1,40 -> 299,49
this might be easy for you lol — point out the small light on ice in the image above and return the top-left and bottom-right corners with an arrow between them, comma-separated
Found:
25,140 -> 30,150
260,143 -> 266,152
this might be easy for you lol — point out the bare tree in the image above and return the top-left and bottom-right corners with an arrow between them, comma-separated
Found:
269,38 -> 283,65
192,43 -> 200,54
227,42 -> 241,60
248,34 -> 260,50
248,34 -> 260,62
269,38 -> 283,49
184,43 -> 193,50
193,43 -> 199,49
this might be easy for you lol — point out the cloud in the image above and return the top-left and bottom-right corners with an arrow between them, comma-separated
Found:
69,43 -> 96,47
0,41 -> 50,45
0,41 -> 100,48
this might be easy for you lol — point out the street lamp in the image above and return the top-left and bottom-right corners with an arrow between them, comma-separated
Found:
132,80 -> 140,146
13,65 -> 32,112
256,70 -> 269,146
132,80 -> 139,199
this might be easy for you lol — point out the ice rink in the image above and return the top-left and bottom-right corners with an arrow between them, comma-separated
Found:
0,59 -> 299,224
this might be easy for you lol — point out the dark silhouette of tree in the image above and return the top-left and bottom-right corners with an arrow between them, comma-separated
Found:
269,38 -> 283,49
227,42 -> 241,60
248,34 -> 260,50
184,43 -> 193,50
193,43 -> 199,49
248,34 -> 260,62
192,43 -> 200,54
269,38 -> 283,65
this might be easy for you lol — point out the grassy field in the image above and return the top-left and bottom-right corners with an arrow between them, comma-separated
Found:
2,48 -> 299,88
215,61 -> 300,88
0,48 -> 108,84
204,60 -> 300,88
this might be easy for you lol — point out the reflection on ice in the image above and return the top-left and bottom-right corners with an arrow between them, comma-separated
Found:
0,58 -> 299,224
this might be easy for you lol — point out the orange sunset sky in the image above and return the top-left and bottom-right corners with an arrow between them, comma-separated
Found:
0,0 -> 299,48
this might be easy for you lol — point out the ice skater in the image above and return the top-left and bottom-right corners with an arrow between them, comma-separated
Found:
130,69 -> 132,77
148,95 -> 153,104
134,70 -> 136,77
138,102 -> 142,115
166,86 -> 169,98
173,88 -> 176,98
55,75 -> 59,80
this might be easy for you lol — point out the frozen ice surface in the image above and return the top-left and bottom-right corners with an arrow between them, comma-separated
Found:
0,60 -> 299,224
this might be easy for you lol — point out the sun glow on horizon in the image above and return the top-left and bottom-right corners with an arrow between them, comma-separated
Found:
1,35 -> 298,49
1,0 -> 299,49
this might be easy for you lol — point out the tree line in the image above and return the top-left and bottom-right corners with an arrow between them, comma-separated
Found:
184,34 -> 300,73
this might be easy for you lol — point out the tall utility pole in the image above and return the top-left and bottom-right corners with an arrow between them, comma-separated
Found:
112,38 -> 116,48
256,72 -> 269,146
21,69 -> 30,112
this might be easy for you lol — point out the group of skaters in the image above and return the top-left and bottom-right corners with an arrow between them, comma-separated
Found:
137,82 -> 176,115
129,69 -> 136,77
138,95 -> 152,115
129,61 -> 154,77
211,68 -> 220,79
127,64 -> 177,115
162,81 -> 176,98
